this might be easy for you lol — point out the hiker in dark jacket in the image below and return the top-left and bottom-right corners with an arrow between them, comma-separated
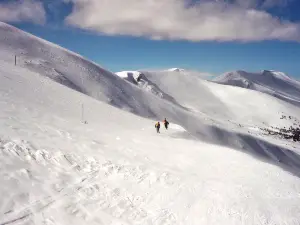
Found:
163,118 -> 169,130
155,122 -> 160,133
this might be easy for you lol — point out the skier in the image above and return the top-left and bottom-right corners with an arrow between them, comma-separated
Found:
155,121 -> 160,133
163,118 -> 169,130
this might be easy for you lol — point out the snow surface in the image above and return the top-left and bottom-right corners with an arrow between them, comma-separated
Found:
213,70 -> 300,107
1,22 -> 300,225
115,71 -> 142,82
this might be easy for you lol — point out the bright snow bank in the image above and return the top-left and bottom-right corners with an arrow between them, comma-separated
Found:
213,70 -> 300,106
115,70 -> 142,82
1,22 -> 300,224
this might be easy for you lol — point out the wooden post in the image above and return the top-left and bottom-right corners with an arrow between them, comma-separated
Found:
15,55 -> 16,66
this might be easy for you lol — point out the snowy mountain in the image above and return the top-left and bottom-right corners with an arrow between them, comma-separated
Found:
213,70 -> 300,106
116,69 -> 300,127
1,22 -> 300,225
166,68 -> 185,72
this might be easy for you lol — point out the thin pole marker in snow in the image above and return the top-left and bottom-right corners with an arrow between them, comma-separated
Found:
82,103 -> 84,122
82,103 -> 87,124
15,55 -> 16,66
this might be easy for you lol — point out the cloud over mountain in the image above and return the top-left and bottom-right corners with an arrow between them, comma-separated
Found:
65,0 -> 300,42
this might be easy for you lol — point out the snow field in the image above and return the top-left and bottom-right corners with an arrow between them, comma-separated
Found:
1,21 -> 300,225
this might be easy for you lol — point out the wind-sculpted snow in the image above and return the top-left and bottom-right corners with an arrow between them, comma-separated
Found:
1,22 -> 300,224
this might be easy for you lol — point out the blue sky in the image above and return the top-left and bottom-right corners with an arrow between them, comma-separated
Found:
1,0 -> 300,77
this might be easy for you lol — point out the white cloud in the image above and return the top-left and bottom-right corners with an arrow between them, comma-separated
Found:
65,0 -> 300,42
0,0 -> 46,24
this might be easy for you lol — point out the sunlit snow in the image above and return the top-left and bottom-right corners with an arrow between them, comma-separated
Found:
1,22 -> 300,225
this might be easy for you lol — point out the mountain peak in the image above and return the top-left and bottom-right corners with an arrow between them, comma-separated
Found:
167,68 -> 185,72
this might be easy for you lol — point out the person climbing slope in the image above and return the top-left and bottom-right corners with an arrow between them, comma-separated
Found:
155,121 -> 160,133
163,118 -> 169,130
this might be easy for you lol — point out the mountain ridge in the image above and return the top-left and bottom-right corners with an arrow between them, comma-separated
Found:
213,69 -> 300,106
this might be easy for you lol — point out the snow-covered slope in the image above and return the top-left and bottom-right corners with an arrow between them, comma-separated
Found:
213,70 -> 300,106
2,64 -> 300,225
1,22 -> 300,224
0,22 -> 184,119
117,69 -> 300,128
